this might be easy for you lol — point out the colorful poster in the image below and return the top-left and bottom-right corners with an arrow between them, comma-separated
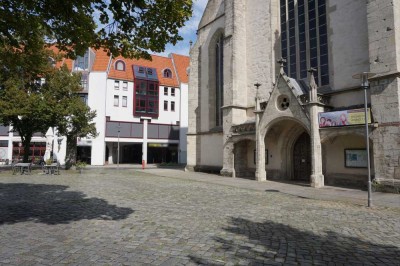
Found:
318,108 -> 371,128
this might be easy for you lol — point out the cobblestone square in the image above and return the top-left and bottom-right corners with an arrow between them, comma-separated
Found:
0,169 -> 399,265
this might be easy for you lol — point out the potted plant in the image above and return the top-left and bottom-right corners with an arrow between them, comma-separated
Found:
75,161 -> 87,174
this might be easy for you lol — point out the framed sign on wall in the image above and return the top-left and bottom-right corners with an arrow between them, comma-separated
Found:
344,149 -> 368,168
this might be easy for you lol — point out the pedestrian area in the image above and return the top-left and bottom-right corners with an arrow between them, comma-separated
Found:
0,168 -> 399,265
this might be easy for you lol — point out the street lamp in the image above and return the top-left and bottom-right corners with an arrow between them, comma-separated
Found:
117,125 -> 121,168
352,72 -> 376,207
51,127 -> 55,161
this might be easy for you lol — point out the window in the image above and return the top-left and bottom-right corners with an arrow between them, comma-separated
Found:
115,60 -> 125,71
163,69 -> 172,78
80,73 -> 88,90
122,81 -> 128,91
164,87 -> 168,96
0,140 -> 8,147
280,0 -> 329,85
164,101 -> 168,111
215,33 -> 224,126
171,88 -> 175,96
114,95 -> 119,107
148,82 -> 158,96
136,81 -> 146,95
135,98 -> 146,113
74,50 -> 89,71
171,101 -> 175,112
134,79 -> 160,117
147,68 -> 153,75
122,96 -> 127,107
138,67 -> 145,74
79,94 -> 88,106
114,80 -> 120,90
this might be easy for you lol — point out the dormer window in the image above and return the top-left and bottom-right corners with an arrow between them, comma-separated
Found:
115,60 -> 125,71
163,68 -> 172,78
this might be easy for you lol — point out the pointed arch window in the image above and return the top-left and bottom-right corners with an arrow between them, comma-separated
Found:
280,0 -> 329,86
215,34 -> 224,127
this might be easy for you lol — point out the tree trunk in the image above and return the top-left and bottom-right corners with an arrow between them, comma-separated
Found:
22,135 -> 32,163
65,135 -> 77,170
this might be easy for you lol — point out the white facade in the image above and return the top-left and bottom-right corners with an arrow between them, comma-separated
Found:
0,51 -> 190,166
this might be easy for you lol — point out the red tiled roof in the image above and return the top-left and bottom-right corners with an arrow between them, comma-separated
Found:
171,53 -> 190,84
92,50 -> 189,87
91,49 -> 111,71
47,45 -> 73,70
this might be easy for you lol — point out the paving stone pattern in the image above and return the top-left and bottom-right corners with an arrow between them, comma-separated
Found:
0,169 -> 399,265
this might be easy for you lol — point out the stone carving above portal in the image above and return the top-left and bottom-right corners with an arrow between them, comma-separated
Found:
231,122 -> 256,134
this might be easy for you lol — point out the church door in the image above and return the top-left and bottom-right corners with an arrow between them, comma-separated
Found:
293,132 -> 311,181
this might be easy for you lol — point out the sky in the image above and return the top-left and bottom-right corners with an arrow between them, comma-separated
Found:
156,0 -> 208,57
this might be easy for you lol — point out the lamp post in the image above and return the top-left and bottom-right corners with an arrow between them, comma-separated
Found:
352,72 -> 376,207
51,127 -> 55,161
117,125 -> 121,168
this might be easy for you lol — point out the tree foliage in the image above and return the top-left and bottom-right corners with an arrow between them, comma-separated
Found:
0,39 -> 97,163
0,0 -> 193,59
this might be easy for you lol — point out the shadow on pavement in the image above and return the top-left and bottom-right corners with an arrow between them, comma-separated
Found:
0,183 -> 134,225
190,217 -> 400,265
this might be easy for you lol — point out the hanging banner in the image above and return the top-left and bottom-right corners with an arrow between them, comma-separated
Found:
318,108 -> 371,128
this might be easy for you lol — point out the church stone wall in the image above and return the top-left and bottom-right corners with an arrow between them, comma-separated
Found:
367,0 -> 400,186
246,0 -> 278,104
199,133 -> 223,167
328,0 -> 370,90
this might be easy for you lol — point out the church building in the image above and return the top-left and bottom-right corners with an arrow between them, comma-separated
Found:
187,0 -> 400,190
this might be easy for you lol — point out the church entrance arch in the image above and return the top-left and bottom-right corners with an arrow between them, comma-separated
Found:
263,118 -> 310,181
293,132 -> 311,181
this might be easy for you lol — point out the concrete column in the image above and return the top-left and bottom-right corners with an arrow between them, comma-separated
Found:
308,70 -> 324,188
255,114 -> 266,181
186,38 -> 201,171
107,142 -> 114,164
220,140 -> 234,177
254,83 -> 266,182
7,127 -> 13,161
142,120 -> 148,164
232,150 -> 236,178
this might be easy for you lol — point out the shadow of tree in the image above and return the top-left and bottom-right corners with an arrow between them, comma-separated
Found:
190,217 -> 400,265
0,183 -> 134,225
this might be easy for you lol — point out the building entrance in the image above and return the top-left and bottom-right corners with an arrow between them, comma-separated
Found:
122,144 -> 142,164
293,132 -> 311,181
77,146 -> 92,164
147,144 -> 178,164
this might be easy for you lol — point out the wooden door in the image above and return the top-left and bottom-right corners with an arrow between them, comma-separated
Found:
293,132 -> 311,181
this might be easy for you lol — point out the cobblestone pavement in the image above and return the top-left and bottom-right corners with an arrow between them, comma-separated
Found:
0,169 -> 399,265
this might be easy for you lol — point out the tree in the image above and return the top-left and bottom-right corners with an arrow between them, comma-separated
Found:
0,36 -> 57,162
0,38 -> 97,163
0,0 -> 193,59
52,86 -> 98,169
